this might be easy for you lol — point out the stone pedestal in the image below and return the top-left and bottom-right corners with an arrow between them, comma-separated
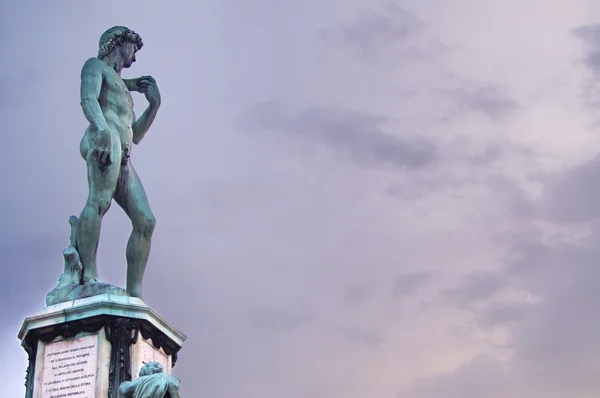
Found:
18,294 -> 186,398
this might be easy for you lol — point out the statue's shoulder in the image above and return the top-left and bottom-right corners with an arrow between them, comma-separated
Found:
81,57 -> 107,75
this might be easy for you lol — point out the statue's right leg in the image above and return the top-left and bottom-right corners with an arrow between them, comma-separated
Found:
77,138 -> 121,284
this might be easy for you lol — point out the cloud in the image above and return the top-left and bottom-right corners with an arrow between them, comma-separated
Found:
397,153 -> 600,398
570,24 -> 600,110
399,355 -> 511,398
398,239 -> 600,397
341,327 -> 387,347
543,155 -> 600,222
245,100 -> 438,170
343,284 -> 373,306
6,1 -> 599,397
444,271 -> 506,306
467,143 -> 505,167
443,83 -> 519,121
321,2 -> 427,62
571,24 -> 600,76
249,307 -> 315,333
392,272 -> 431,298
444,268 -> 535,331
476,301 -> 532,329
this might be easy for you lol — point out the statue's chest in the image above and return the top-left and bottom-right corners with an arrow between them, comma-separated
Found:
104,76 -> 133,106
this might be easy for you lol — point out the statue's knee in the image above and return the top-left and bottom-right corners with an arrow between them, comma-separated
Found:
146,215 -> 156,233
136,214 -> 156,236
88,197 -> 112,216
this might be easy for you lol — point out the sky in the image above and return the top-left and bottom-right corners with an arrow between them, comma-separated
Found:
2,0 -> 600,397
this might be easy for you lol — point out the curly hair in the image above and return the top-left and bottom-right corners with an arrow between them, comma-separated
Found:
97,26 -> 143,60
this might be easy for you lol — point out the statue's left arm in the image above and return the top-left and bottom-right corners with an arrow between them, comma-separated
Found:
129,76 -> 161,144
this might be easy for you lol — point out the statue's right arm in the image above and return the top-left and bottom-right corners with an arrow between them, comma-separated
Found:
80,58 -> 109,132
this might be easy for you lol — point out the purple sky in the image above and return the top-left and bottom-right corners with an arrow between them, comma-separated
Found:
3,1 -> 600,397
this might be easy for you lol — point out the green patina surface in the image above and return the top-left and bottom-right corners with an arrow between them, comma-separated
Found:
118,362 -> 181,398
47,26 -> 162,305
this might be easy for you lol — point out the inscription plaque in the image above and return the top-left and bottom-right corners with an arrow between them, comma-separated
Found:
41,334 -> 98,398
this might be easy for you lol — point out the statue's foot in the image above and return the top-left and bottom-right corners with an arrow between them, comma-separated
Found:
82,276 -> 101,285
126,287 -> 143,299
126,280 -> 143,298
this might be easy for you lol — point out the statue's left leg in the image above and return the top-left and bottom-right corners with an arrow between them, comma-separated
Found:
114,161 -> 155,298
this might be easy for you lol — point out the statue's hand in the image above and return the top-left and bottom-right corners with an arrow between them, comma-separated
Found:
92,129 -> 113,166
137,76 -> 161,107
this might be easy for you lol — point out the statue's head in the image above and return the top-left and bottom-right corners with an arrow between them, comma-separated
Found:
98,26 -> 143,68
138,361 -> 164,377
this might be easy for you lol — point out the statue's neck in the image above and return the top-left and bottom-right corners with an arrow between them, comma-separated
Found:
100,54 -> 123,74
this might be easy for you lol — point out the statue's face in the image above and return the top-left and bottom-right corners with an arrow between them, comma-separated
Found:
120,41 -> 138,68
